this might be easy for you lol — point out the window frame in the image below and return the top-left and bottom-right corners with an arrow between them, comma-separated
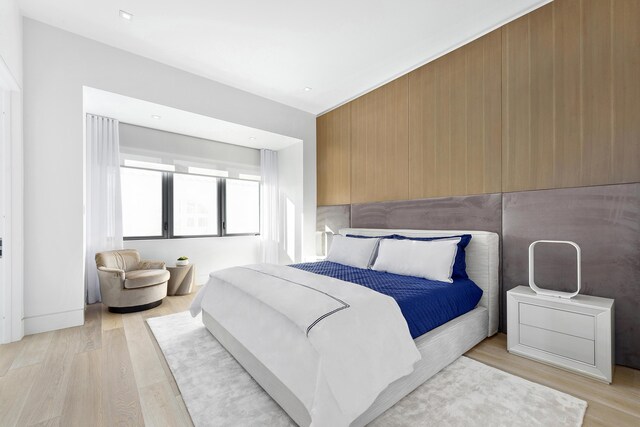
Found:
120,167 -> 169,241
121,166 -> 261,241
169,171 -> 222,239
222,178 -> 262,237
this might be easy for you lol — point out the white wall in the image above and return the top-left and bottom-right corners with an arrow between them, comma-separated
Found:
23,18 -> 316,334
0,0 -> 24,342
277,142 -> 304,264
0,0 -> 22,87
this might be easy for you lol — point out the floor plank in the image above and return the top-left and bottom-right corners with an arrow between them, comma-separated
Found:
122,313 -> 168,389
101,304 -> 123,331
613,365 -> 640,399
29,416 -> 61,427
0,339 -> 25,377
103,328 -> 145,426
145,320 -> 181,397
0,365 -> 38,426
176,395 -> 195,427
139,380 -> 189,427
17,326 -> 81,426
9,331 -> 54,370
582,400 -> 640,427
59,350 -> 103,426
78,303 -> 102,353
141,297 -> 179,319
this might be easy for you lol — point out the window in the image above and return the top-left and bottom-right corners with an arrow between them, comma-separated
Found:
120,166 -> 260,239
173,173 -> 219,236
121,168 -> 164,238
225,179 -> 260,234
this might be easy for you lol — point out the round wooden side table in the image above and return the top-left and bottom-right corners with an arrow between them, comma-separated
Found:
166,264 -> 195,296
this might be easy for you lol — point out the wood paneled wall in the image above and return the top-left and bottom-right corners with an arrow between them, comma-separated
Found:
408,30 -> 502,199
316,0 -> 640,205
351,76 -> 409,203
317,104 -> 351,205
502,0 -> 640,192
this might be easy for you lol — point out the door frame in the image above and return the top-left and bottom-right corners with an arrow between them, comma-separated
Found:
0,56 -> 23,344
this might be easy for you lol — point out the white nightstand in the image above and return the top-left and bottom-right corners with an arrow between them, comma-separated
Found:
507,286 -> 614,383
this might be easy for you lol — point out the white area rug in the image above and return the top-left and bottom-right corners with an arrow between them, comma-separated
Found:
147,311 -> 587,427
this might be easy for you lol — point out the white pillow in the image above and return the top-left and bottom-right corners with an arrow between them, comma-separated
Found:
326,235 -> 380,269
372,237 -> 461,283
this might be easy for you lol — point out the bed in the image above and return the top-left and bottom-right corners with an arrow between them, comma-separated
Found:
192,228 -> 499,426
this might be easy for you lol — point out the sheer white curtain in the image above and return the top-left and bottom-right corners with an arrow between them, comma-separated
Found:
260,149 -> 279,264
85,115 -> 123,303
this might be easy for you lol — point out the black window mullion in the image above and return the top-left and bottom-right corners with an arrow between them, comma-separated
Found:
166,172 -> 173,239
219,179 -> 226,236
163,172 -> 171,239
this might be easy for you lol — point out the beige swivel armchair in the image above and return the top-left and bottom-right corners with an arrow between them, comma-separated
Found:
95,249 -> 169,313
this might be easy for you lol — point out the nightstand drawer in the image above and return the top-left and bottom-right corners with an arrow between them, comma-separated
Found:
520,324 -> 595,365
520,302 -> 594,340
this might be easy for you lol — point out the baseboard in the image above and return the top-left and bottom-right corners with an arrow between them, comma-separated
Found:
24,309 -> 84,335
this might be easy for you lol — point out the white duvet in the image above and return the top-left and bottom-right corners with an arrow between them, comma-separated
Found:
190,264 -> 421,427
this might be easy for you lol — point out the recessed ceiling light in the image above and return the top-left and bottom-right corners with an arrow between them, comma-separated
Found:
151,115 -> 161,120
304,87 -> 312,92
249,137 -> 256,140
119,10 -> 133,21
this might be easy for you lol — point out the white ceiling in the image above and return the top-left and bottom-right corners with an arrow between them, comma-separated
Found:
22,0 -> 550,114
83,87 -> 302,150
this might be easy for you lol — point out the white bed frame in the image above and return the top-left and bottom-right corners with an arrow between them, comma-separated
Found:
202,228 -> 500,426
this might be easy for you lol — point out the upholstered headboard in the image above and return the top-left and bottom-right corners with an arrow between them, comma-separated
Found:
339,228 -> 500,336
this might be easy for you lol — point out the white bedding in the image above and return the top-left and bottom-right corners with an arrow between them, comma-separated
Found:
190,263 -> 421,427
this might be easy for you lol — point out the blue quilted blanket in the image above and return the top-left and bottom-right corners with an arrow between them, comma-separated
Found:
290,261 -> 483,339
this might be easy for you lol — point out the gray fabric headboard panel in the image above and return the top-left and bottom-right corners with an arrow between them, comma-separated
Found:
350,193 -> 502,235
502,182 -> 640,369
317,205 -> 350,234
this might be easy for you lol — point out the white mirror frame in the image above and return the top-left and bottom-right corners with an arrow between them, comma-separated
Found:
528,240 -> 581,299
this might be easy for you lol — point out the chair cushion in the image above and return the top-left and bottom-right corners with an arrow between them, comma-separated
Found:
96,249 -> 141,272
124,269 -> 170,289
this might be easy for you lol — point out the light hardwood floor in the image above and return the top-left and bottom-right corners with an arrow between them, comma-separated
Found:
1,291 -> 638,426
0,293 -> 195,427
